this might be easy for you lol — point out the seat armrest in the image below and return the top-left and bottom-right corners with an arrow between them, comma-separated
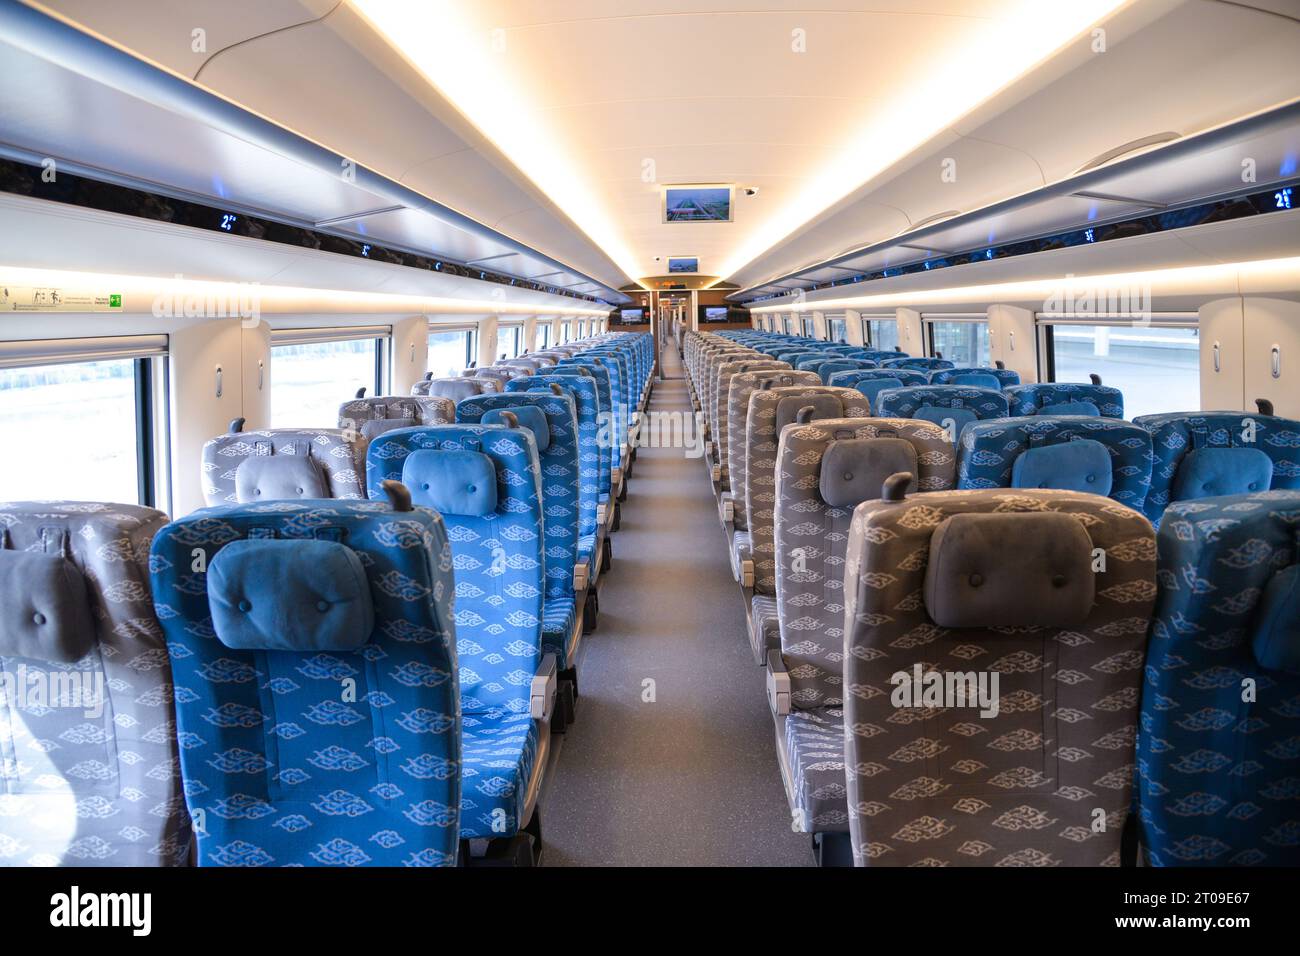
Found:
574,559 -> 589,593
611,466 -> 623,488
531,654 -> 558,722
719,493 -> 734,525
766,650 -> 790,717
740,558 -> 754,589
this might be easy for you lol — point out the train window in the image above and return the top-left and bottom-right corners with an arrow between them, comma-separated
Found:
428,329 -> 473,376
863,317 -> 900,351
1046,321 -> 1200,418
538,323 -> 551,349
0,356 -> 153,505
828,317 -> 848,343
927,319 -> 990,365
500,325 -> 522,358
271,337 -> 380,427
801,316 -> 816,337
560,321 -> 572,343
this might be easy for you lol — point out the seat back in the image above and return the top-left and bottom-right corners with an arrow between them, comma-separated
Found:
514,371 -> 603,532
844,486 -> 1157,866
470,368 -> 517,392
727,370 -> 819,531
202,427 -> 364,506
744,386 -> 870,596
815,358 -> 877,384
0,502 -> 189,866
882,356 -> 954,372
714,360 -> 789,485
958,416 -> 1154,512
337,396 -> 455,465
1006,383 -> 1124,419
1138,490 -> 1300,866
1134,411 -> 1300,523
930,367 -> 1021,388
415,377 -> 499,401
149,494 -> 460,866
874,385 -> 1010,442
365,424 -> 543,715
775,418 -> 957,705
827,368 -> 928,408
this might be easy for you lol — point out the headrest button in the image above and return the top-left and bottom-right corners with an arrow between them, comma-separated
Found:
1249,482 -> 1259,490
467,485 -> 477,493
1052,574 -> 1067,588
32,612 -> 46,626
423,483 -> 430,490
1086,475 -> 1095,483
238,599 -> 252,612
843,472 -> 854,481
316,600 -> 330,613
968,573 -> 983,587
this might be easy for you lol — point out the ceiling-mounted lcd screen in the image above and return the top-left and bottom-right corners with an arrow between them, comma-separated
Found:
664,186 -> 732,223
668,257 -> 699,273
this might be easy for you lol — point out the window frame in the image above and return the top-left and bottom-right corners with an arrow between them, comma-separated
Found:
269,327 -> 389,426
922,314 -> 989,365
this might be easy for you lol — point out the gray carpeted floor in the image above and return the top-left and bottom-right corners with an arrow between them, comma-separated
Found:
538,341 -> 812,866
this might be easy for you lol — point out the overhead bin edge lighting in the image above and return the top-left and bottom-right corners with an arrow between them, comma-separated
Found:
748,256 -> 1300,313
718,0 -> 1132,280
349,0 -> 645,287
0,266 -> 609,317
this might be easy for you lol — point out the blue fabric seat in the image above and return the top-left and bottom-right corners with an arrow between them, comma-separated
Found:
149,495 -> 460,866
365,424 -> 549,844
1005,382 -> 1124,418
881,356 -> 953,372
958,415 -> 1154,511
929,366 -> 1021,387
1138,491 -> 1300,866
457,392 -> 582,669
873,385 -> 1010,442
825,368 -> 928,410
460,710 -> 540,842
1133,410 -> 1300,523
813,358 -> 876,384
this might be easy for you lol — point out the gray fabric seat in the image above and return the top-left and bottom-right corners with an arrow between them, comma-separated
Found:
0,502 -> 190,866
201,427 -> 365,505
414,376 -> 499,401
842,488 -> 1158,866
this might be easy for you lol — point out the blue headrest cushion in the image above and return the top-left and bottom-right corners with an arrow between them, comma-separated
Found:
0,550 -> 94,663
1012,439 -> 1113,495
483,405 -> 551,452
951,372 -> 1002,390
402,448 -> 499,516
1252,564 -> 1300,675
914,406 -> 978,441
234,454 -> 328,502
819,438 -> 918,508
207,538 -> 374,653
856,377 -> 904,409
1171,446 -> 1273,501
1039,400 -> 1100,416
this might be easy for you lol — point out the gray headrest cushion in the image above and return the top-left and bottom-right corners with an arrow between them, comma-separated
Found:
0,550 -> 95,663
234,454 -> 329,502
361,418 -> 417,441
924,512 -> 1095,628
819,438 -> 918,508
774,393 -> 844,432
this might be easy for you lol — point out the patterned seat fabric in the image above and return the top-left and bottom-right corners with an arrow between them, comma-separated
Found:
1137,490 -> 1300,866
149,497 -> 460,866
1133,411 -> 1300,524
826,367 -> 930,409
365,425 -> 546,841
929,367 -> 1021,388
470,369 -> 517,392
413,376 -> 500,400
843,487 -> 1158,866
1006,383 -> 1124,419
815,359 -> 877,385
727,371 -> 820,533
527,366 -> 610,509
874,385 -> 1011,437
882,357 -> 954,372
714,360 -> 789,487
457,392 -> 581,668
774,417 -> 957,833
563,354 -> 627,479
958,416 -> 1154,512
0,502 -> 189,867
338,395 -> 455,465
744,387 -> 872,658
201,427 -> 364,506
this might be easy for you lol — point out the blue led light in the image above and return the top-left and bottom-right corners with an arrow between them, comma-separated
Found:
984,248 -> 993,260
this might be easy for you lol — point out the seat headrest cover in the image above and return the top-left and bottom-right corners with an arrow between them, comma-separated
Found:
951,372 -> 1002,389
483,405 -> 551,452
428,379 -> 485,401
402,448 -> 499,516
1252,563 -> 1300,675
207,539 -> 373,653
924,512 -> 1095,628
819,438 -> 918,508
1040,400 -> 1100,416
234,454 -> 328,502
775,393 -> 843,431
1011,438 -> 1114,496
914,405 -> 978,439
0,550 -> 95,663
361,417 -> 417,441
1171,446 -> 1273,501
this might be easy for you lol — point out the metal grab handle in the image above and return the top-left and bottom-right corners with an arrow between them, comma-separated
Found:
1213,341 -> 1220,373
1272,344 -> 1281,379
215,364 -> 223,398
